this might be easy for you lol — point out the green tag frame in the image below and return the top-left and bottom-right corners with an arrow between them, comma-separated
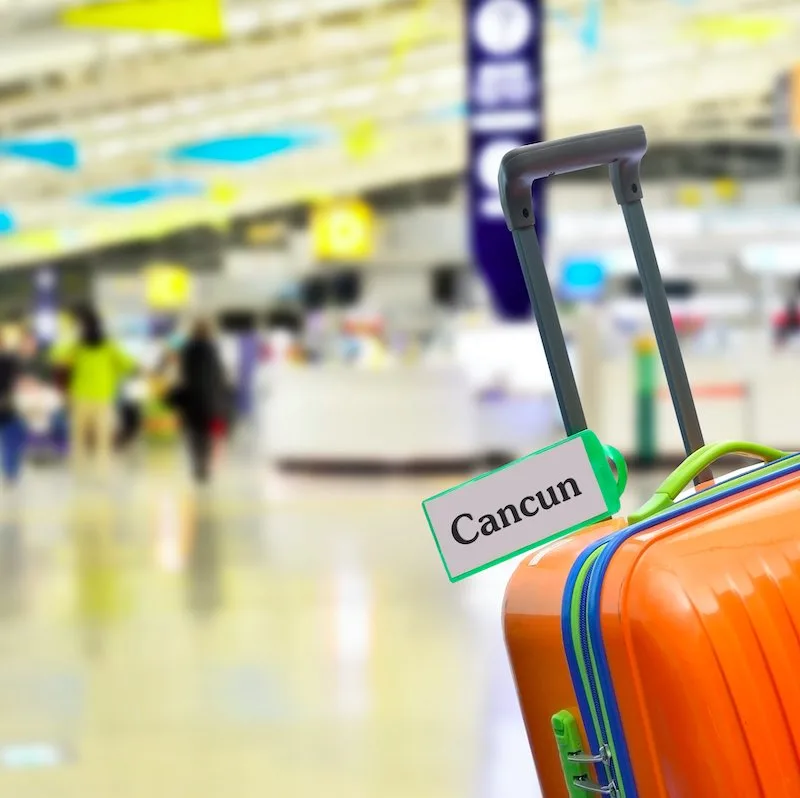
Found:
422,430 -> 626,582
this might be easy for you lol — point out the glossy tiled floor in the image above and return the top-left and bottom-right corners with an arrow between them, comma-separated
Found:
0,441 -> 665,798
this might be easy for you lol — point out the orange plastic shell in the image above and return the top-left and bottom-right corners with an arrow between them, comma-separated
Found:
504,468 -> 800,796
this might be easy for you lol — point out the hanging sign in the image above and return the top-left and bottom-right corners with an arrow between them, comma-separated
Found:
144,263 -> 192,310
311,199 -> 375,262
62,0 -> 225,40
468,0 -> 543,319
422,431 -> 626,582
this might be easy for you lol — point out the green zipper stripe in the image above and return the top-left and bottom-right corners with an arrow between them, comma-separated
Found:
570,551 -> 604,736
570,545 -> 627,798
586,608 -> 628,798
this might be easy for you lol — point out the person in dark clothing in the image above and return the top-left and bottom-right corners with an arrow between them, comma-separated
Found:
778,298 -> 800,345
173,320 -> 227,483
0,330 -> 27,485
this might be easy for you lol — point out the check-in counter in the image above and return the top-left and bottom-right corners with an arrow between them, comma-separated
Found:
593,354 -> 753,459
751,350 -> 800,449
257,364 -> 483,468
593,344 -> 800,459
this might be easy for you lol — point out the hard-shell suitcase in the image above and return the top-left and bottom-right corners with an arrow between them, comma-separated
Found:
498,126 -> 800,797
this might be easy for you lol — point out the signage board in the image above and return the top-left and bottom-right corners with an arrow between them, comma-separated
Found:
311,199 -> 375,262
467,0 -> 543,319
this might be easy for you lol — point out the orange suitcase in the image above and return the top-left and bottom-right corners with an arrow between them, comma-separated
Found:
498,127 -> 800,796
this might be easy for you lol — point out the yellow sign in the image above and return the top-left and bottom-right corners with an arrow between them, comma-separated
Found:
676,185 -> 703,208
682,15 -> 791,44
6,228 -> 62,255
713,178 -> 740,204
343,119 -> 379,161
62,0 -> 225,40
145,263 -> 192,310
311,199 -> 375,262
207,179 -> 240,206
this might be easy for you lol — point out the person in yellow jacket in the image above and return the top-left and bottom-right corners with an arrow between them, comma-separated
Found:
51,307 -> 135,475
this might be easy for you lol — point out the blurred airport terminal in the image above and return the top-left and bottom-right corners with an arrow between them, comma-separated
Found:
0,0 -> 798,795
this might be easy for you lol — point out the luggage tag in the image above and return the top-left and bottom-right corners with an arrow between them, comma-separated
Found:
422,430 -> 627,582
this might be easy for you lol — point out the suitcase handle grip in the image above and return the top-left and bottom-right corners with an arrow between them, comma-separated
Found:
629,441 -> 789,523
499,125 -> 647,229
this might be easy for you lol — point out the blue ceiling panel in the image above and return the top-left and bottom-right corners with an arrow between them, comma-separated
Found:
168,132 -> 320,164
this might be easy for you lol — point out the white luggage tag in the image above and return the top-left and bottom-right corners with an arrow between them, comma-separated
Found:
422,430 -> 626,582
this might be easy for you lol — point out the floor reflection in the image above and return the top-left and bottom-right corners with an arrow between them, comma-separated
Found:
0,451 -> 670,797
0,498 -> 24,618
186,491 -> 223,619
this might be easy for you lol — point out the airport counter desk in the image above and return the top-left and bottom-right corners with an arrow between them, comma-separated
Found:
257,365 -> 481,471
255,347 -> 800,473
256,364 -> 556,472
593,348 -> 800,462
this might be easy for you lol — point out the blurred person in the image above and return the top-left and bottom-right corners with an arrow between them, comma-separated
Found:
0,326 -> 28,486
777,298 -> 800,346
116,373 -> 148,453
169,319 -> 227,484
20,327 -> 51,380
15,328 -> 64,462
51,307 -> 135,476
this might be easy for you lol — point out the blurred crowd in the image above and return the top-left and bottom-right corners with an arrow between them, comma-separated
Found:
0,306 -> 234,488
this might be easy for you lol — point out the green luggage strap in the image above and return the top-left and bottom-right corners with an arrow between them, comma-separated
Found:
629,440 -> 791,524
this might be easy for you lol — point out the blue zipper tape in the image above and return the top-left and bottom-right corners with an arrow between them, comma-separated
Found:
561,541 -> 610,784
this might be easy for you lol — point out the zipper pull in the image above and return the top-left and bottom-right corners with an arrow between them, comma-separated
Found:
573,775 -> 619,796
552,711 -> 619,797
567,744 -> 612,766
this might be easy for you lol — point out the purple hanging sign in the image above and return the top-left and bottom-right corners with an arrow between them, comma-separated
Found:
467,0 -> 544,319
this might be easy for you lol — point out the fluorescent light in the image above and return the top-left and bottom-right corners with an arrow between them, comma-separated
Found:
94,140 -> 129,159
198,118 -> 230,136
137,103 -> 172,124
249,80 -> 280,99
315,0 -> 362,11
0,743 -> 70,770
470,110 -> 541,132
429,65 -> 462,87
0,161 -> 29,178
176,97 -> 205,116
228,6 -> 262,34
268,1 -> 302,22
334,86 -> 377,107
319,29 -> 359,48
108,34 -> 146,56
741,243 -> 800,274
232,109 -> 268,129
291,69 -> 337,91
395,75 -> 424,94
92,113 -> 129,133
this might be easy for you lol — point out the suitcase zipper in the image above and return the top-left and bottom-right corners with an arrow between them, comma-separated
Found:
576,549 -> 621,798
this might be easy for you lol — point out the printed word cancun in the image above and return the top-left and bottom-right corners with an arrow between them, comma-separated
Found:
450,478 -> 583,544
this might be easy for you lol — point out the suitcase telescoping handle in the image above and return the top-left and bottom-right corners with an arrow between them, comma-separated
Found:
498,125 -> 712,484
